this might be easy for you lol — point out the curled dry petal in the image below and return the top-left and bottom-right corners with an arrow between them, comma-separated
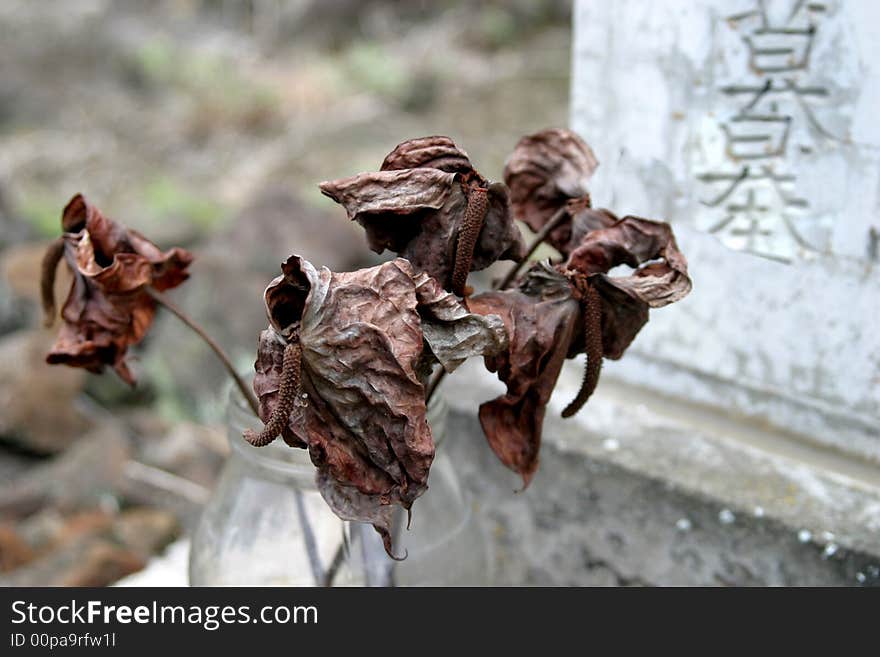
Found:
320,136 -> 526,293
380,135 -> 475,175
469,215 -> 692,484
467,266 -> 580,487
315,471 -> 401,560
44,194 -> 193,384
564,204 -> 619,256
251,255 -> 505,554
413,270 -> 507,372
504,128 -> 599,249
564,215 -> 692,358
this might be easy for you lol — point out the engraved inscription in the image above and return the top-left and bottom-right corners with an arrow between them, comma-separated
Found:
698,0 -> 839,262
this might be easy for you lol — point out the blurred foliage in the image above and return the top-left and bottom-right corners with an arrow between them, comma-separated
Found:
19,195 -> 61,238
472,5 -> 519,50
17,179 -> 226,243
128,38 -> 281,136
141,177 -> 226,232
343,41 -> 410,99
141,356 -> 191,424
83,362 -> 157,410
462,2 -> 571,51
334,40 -> 439,113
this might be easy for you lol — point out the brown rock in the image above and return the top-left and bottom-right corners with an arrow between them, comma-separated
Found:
58,541 -> 145,587
0,241 -> 70,336
50,510 -> 115,549
0,523 -> 34,572
0,424 -> 129,520
134,419 -> 227,488
2,507 -> 176,583
0,329 -> 90,453
112,508 -> 179,559
0,535 -> 144,587
17,508 -> 114,554
14,508 -> 66,552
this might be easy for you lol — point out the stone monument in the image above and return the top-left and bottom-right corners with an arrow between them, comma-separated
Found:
571,0 -> 880,461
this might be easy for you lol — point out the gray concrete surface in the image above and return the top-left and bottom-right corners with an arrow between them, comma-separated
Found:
442,361 -> 880,586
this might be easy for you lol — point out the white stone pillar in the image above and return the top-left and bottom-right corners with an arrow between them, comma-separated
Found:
571,0 -> 880,460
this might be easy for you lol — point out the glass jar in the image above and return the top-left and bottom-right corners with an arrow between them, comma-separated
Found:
188,387 -> 490,586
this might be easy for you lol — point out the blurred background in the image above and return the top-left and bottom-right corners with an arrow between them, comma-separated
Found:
0,0 -> 572,585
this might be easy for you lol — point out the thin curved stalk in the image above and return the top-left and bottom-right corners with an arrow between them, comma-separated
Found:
146,288 -> 260,418
40,237 -> 65,327
495,206 -> 568,290
425,367 -> 446,404
322,542 -> 346,587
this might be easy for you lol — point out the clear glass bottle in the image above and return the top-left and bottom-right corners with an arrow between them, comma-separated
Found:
188,388 -> 490,586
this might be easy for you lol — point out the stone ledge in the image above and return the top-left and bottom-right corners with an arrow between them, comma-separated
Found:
441,360 -> 880,585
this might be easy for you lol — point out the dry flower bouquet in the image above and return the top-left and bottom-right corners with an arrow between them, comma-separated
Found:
40,128 -> 692,581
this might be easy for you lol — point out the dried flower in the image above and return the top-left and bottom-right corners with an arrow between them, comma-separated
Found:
469,215 -> 691,485
467,266 -> 580,486
504,128 -> 599,251
247,255 -> 506,555
42,194 -> 193,385
320,136 -> 526,296
563,215 -> 692,358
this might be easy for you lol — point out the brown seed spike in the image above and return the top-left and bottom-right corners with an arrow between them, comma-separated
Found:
40,237 -> 65,327
562,282 -> 603,418
243,336 -> 302,447
451,186 -> 488,296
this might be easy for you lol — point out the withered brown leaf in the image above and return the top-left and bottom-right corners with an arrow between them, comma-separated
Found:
563,203 -> 619,256
564,215 -> 692,358
44,194 -> 193,385
251,255 -> 505,555
467,266 -> 579,487
320,136 -> 526,295
380,135 -> 474,174
504,128 -> 599,251
469,216 -> 691,485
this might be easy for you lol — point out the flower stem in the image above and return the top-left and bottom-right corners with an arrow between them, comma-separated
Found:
425,206 -> 569,405
40,237 -> 65,327
495,206 -> 568,290
322,542 -> 346,587
424,367 -> 446,403
146,288 -> 260,418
